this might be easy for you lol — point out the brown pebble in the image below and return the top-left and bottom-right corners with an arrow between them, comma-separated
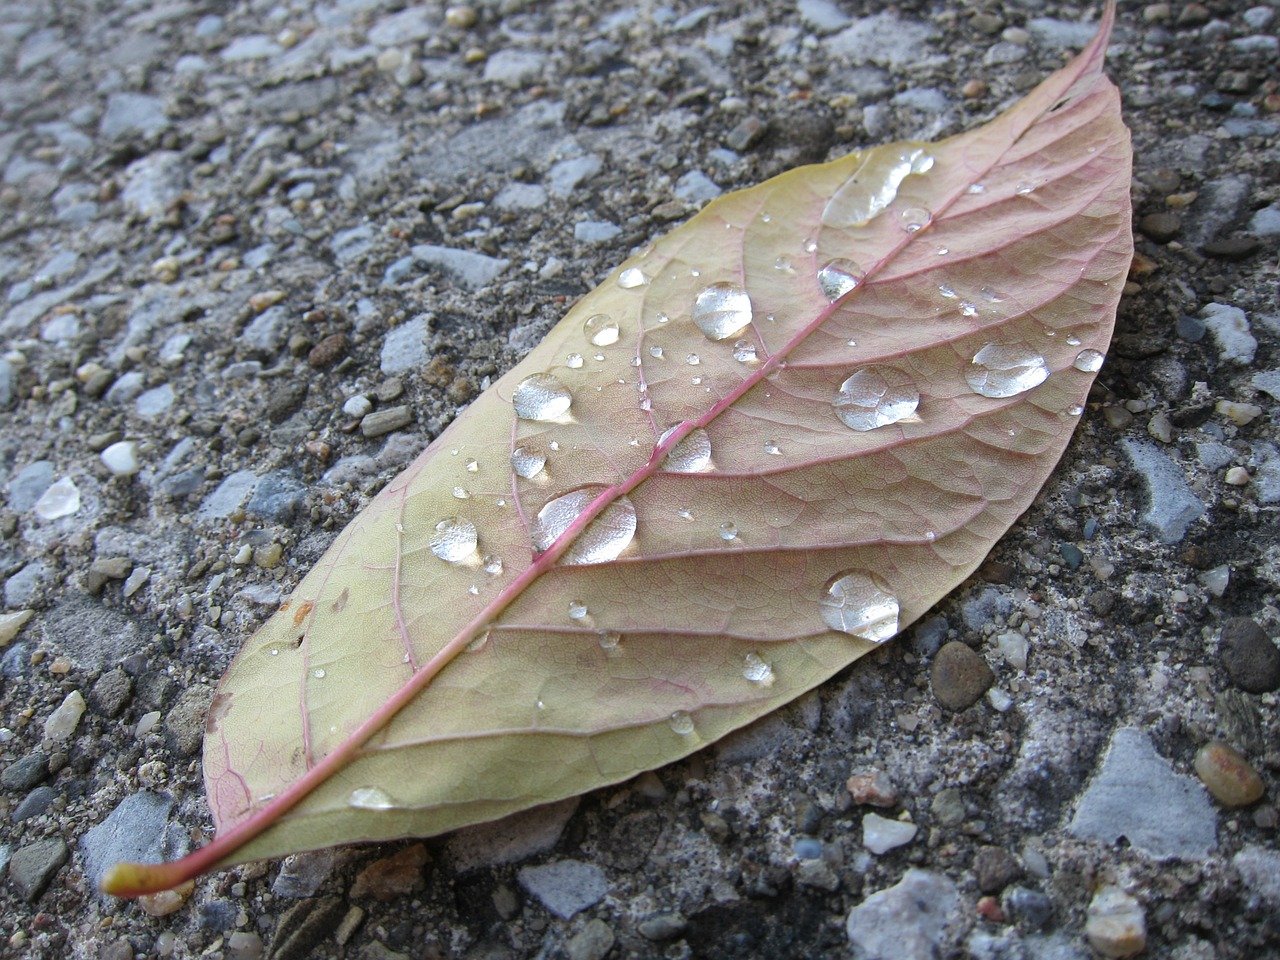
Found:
976,895 -> 1006,923
1194,741 -> 1264,807
962,79 -> 987,99
361,405 -> 414,438
973,846 -> 1022,894
139,880 -> 194,917
308,333 -> 349,369
248,290 -> 285,313
1137,212 -> 1180,243
931,642 -> 994,712
846,769 -> 899,808
350,843 -> 430,901
1176,3 -> 1209,26
1220,618 -> 1280,694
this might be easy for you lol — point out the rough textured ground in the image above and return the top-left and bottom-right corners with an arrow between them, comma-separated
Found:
1,1 -> 1278,958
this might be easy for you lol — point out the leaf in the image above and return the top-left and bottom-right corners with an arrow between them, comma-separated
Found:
104,3 -> 1131,896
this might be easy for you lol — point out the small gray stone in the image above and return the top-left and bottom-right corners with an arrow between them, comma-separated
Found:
565,918 -> 615,960
1199,303 -> 1256,363
846,869 -> 960,960
573,220 -> 621,243
483,49 -> 547,88
931,641 -> 994,711
241,305 -> 288,352
1,751 -> 49,791
1233,845 -> 1280,907
135,383 -> 175,418
105,371 -> 146,405
13,785 -> 57,822
90,668 -> 133,717
380,317 -> 429,375
100,93 -> 170,140
8,460 -> 54,512
4,561 -> 50,607
197,470 -> 258,521
361,405 -> 414,438
79,792 -> 189,890
1120,439 -> 1206,543
330,225 -> 376,263
797,0 -> 851,34
1249,205 -> 1280,237
1026,16 -> 1097,48
0,357 -> 13,409
547,155 -> 602,198
1068,727 -> 1217,860
410,245 -> 510,290
273,848 -> 339,898
368,7 -> 435,45
446,798 -> 579,872
1219,618 -> 1280,694
166,684 -> 214,757
517,860 -> 608,919
8,838 -> 69,900
637,912 -> 688,941
221,35 -> 283,61
121,151 -> 186,221
246,472 -> 308,522
826,13 -> 937,68
974,846 -> 1022,894
1004,886 -> 1054,931
494,183 -> 548,211
674,171 -> 722,204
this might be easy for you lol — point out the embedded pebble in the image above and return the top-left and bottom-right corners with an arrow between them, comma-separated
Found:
9,461 -> 55,511
573,221 -> 621,243
516,860 -> 607,919
1,751 -> 49,791
43,690 -> 86,741
637,912 -> 688,941
1215,399 -> 1262,426
973,846 -> 1022,894
1225,466 -> 1251,486
1199,303 -> 1256,363
1194,741 -> 1265,807
861,812 -> 918,854
1003,886 -> 1053,931
1233,845 -> 1280,907
846,869 -> 959,958
1069,727 -> 1217,859
930,641 -> 994,711
349,843 -> 429,901
565,918 -> 615,960
79,792 -> 189,890
272,849 -> 339,898
100,440 -> 141,476
1120,439 -> 1206,543
12,786 -> 57,819
343,395 -> 374,418
846,768 -> 899,807
361,405 -> 414,438
0,609 -> 35,647
1085,886 -> 1147,959
380,317 -> 429,375
7,838 -> 69,901
1219,618 -> 1280,694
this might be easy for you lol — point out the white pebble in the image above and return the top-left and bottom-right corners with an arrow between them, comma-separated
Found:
343,395 -> 373,418
44,690 -> 86,741
862,813 -> 918,855
1215,399 -> 1262,426
34,477 -> 81,520
136,710 -> 162,739
1225,466 -> 1251,486
1086,885 -> 1146,958
101,440 -> 142,476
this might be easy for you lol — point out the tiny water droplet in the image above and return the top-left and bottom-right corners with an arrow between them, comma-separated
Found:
313,668 -> 326,679
959,302 -> 978,318
597,629 -> 621,650
820,571 -> 899,643
483,555 -> 503,575
566,352 -> 584,369
1014,181 -> 1036,196
1066,335 -> 1082,346
774,255 -> 796,273
511,445 -> 548,480
1067,404 -> 1084,416
639,397 -> 652,411
764,440 -> 781,455
733,339 -> 758,363
1073,349 -> 1105,373
584,314 -> 620,346
659,424 -> 713,473
455,487 -> 474,502
668,711 -> 695,735
899,206 -> 932,233
534,487 -> 637,564
686,353 -> 700,365
691,376 -> 703,385
818,258 -> 862,301
677,507 -> 694,521
269,648 -> 279,656
568,599 -> 588,620
617,267 -> 649,289
465,458 -> 479,472
429,516 -> 478,563
936,246 -> 950,256
924,530 -> 937,542
835,367 -> 920,432
513,373 -> 573,421
649,345 -> 665,359
468,584 -> 479,596
348,787 -> 395,810
978,285 -> 1008,302
465,629 -> 490,653
536,699 -> 545,709
594,353 -> 605,361
548,440 -> 560,451
761,211 -> 773,222
803,236 -> 818,253
846,338 -> 858,347
693,281 -> 753,340
743,652 -> 775,686
719,521 -> 739,541
656,312 -> 670,324
967,183 -> 986,194
966,344 -> 1050,399
938,283 -> 958,299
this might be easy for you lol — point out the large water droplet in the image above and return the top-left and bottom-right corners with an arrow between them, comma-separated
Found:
649,345 -> 665,359
692,282 -> 753,341
566,353 -> 584,369
899,206 -> 932,233
719,521 -> 739,541
966,344 -> 1050,399
733,339 -> 758,363
348,787 -> 395,810
430,516 -> 478,562
686,353 -> 700,365
938,283 -> 958,299
510,445 -> 547,479
513,373 -> 572,421
568,599 -> 588,620
743,653 -> 775,686
668,711 -> 695,735
533,487 -> 637,564
465,459 -> 479,472
1073,349 -> 1105,373
483,555 -> 504,575
659,425 -> 713,473
818,258 -> 863,301
617,267 -> 649,288
584,314 -> 620,346
822,145 -> 934,228
835,367 -> 921,431
764,440 -> 782,456
819,571 -> 900,643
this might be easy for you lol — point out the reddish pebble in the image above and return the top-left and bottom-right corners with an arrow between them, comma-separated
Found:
350,843 -> 430,901
976,896 -> 1006,923
1194,742 -> 1265,807
308,333 -> 350,369
847,769 -> 899,808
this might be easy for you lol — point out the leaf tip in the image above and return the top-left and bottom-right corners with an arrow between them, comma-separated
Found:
100,860 -> 190,899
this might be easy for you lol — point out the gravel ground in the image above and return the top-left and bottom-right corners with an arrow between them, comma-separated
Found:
1,1 -> 1278,958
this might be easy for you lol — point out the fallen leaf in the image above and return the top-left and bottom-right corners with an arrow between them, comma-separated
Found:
104,1 -> 1131,896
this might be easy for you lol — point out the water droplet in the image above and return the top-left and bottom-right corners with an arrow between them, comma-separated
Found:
453,486 -> 469,500
468,584 -> 479,596
649,345 -> 665,359
1014,181 -> 1036,196
686,353 -> 700,365
774,255 -> 796,274
818,258 -> 862,301
348,787 -> 395,810
761,211 -> 773,222
584,314 -> 620,346
429,516 -> 478,563
536,699 -> 545,709
568,599 -> 588,620
594,353 -> 605,361
733,339 -> 758,363
959,302 -> 978,318
617,267 -> 649,289
899,206 -> 932,233
548,440 -> 560,451
483,555 -> 504,575
1073,349 -> 1105,373
846,338 -> 858,347
313,668 -> 326,679
533,487 -> 638,564
639,397 -> 652,411
967,183 -> 986,194
823,145 -> 934,228
819,570 -> 899,642
677,507 -> 694,521
803,236 -> 818,253
656,312 -> 670,324
978,285 -> 1007,302
764,440 -> 781,456
511,445 -> 547,480
465,458 -> 479,472
835,367 -> 920,432
938,283 -> 957,299
597,629 -> 621,650
1065,335 -> 1082,346
659,425 -> 713,473
566,352 -> 584,369
692,282 -> 753,341
668,711 -> 695,735
690,376 -> 703,385
936,246 -> 950,256
513,373 -> 573,421
966,344 -> 1050,399
270,648 -> 279,656
743,652 -> 775,686
719,521 -> 739,541
1066,404 -> 1084,416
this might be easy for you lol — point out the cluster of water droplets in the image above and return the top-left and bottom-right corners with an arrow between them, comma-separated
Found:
822,145 -> 935,229
819,571 -> 900,643
834,367 -> 920,432
533,486 -> 637,565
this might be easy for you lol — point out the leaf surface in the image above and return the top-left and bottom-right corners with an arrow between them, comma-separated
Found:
105,3 -> 1131,895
